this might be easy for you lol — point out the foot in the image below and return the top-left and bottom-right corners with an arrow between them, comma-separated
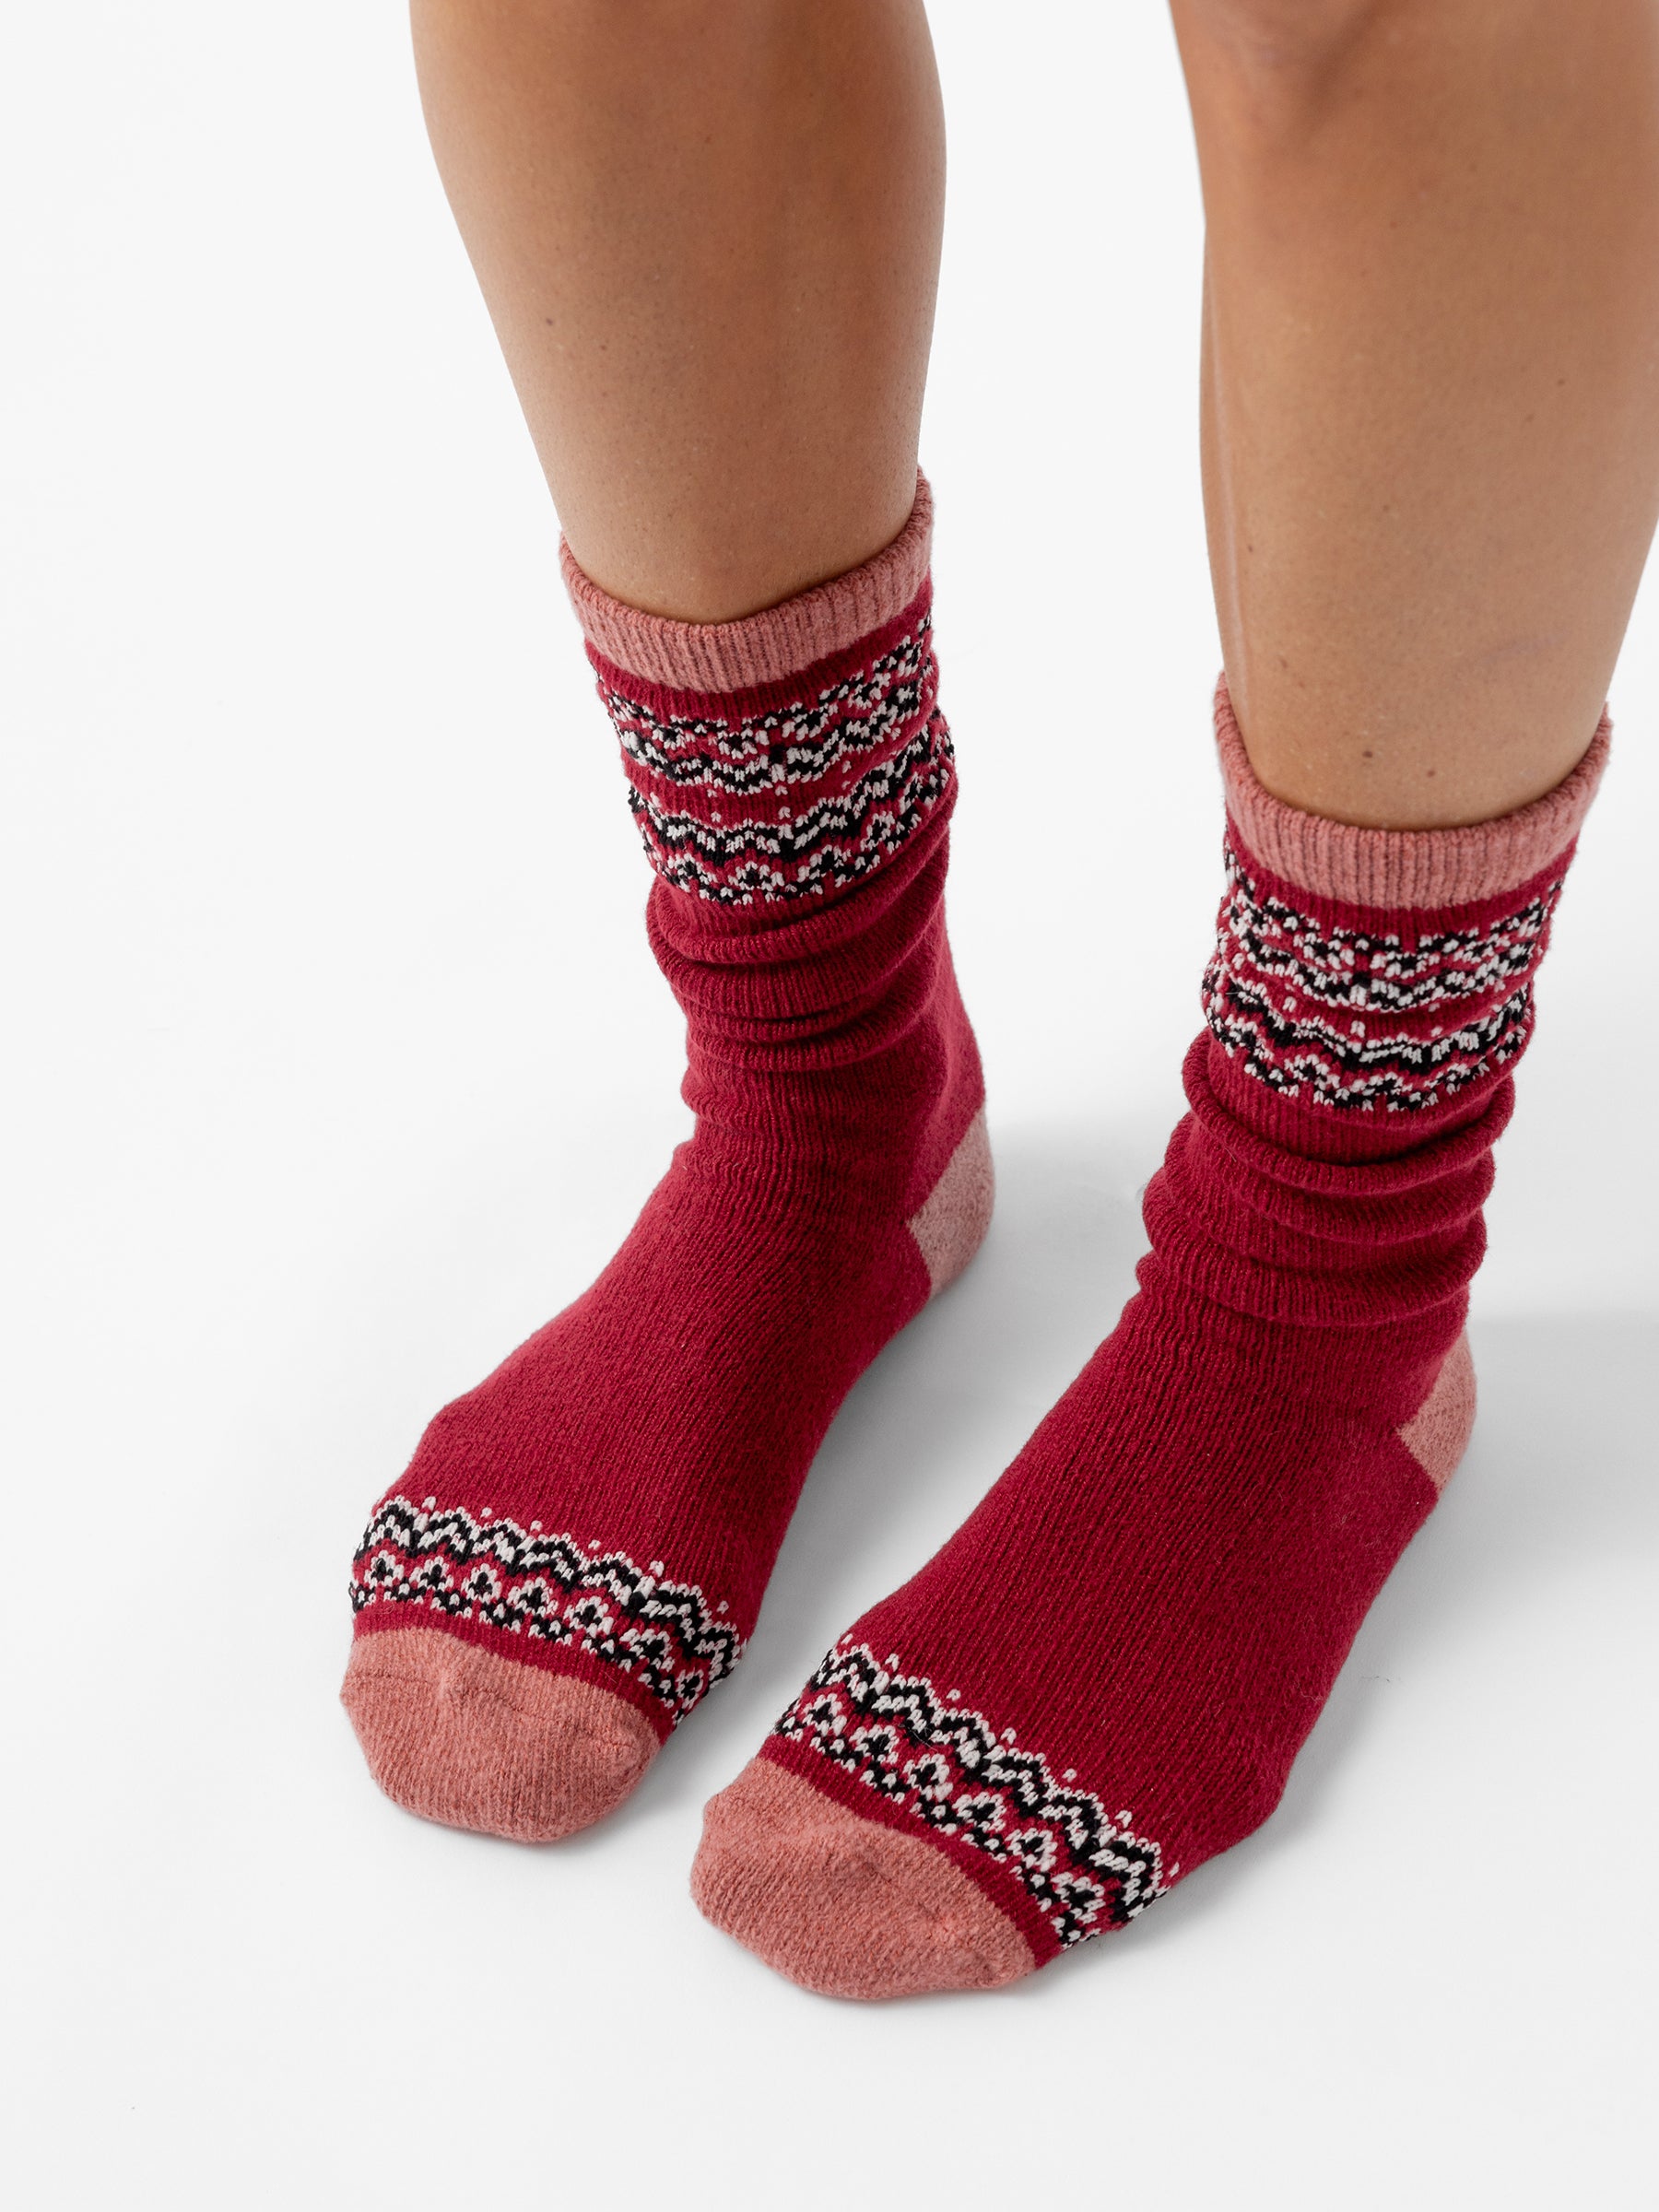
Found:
342,481 -> 993,1840
694,1267 -> 1475,1990
692,683 -> 1606,1992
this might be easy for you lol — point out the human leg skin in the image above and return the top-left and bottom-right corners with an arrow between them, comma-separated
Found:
691,1 -> 1630,1994
1178,0 -> 1659,826
343,1 -> 994,1841
407,0 -> 945,618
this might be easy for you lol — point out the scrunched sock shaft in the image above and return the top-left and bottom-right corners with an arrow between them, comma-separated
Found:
693,683 -> 1607,1995
343,478 -> 993,1841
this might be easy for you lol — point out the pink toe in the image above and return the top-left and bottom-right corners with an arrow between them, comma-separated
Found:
690,1756 -> 1034,1999
341,1626 -> 658,1841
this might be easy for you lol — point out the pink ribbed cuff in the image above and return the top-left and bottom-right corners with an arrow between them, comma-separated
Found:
1215,677 -> 1609,908
560,474 -> 934,695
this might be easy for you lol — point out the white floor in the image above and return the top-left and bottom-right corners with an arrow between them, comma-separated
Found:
5,7 -> 1655,2207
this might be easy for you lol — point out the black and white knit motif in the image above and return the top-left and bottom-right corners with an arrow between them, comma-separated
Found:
600,615 -> 952,903
606,619 -> 935,796
776,1641 -> 1170,1948
351,1496 -> 742,1724
1203,840 -> 1564,1110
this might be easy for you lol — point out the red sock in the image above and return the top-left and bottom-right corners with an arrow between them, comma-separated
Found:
692,683 -> 1608,1996
341,480 -> 993,1839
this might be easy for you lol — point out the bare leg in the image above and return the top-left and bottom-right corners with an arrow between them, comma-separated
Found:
344,5 -> 979,1846
688,4 -> 1643,2004
409,0 -> 944,618
1173,0 -> 1659,826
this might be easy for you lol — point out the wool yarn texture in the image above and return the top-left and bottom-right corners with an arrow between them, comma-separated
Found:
340,479 -> 994,1841
691,681 -> 1608,1997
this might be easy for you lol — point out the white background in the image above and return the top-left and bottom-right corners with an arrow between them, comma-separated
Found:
5,6 -> 1655,2206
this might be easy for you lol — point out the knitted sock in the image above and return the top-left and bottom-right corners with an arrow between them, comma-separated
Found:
342,480 -> 993,1841
692,683 -> 1607,1996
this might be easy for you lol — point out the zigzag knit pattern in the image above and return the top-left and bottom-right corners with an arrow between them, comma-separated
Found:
341,479 -> 995,1842
594,600 -> 953,904
691,682 -> 1607,1995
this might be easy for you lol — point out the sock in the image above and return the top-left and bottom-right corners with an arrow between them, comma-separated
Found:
340,479 -> 993,1841
691,681 -> 1607,1996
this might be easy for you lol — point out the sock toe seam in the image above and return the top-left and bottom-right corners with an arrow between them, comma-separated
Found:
779,1818 -> 1020,1987
345,1665 -> 646,1752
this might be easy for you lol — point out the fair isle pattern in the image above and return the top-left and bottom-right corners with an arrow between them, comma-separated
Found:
351,1496 -> 743,1725
595,607 -> 953,903
774,1641 -> 1171,1947
1203,837 -> 1566,1112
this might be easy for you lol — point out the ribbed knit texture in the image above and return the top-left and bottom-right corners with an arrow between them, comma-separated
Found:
692,688 -> 1606,1995
1215,678 -> 1610,908
342,482 -> 993,1840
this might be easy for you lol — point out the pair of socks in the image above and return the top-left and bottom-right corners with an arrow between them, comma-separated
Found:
342,480 -> 1606,1996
